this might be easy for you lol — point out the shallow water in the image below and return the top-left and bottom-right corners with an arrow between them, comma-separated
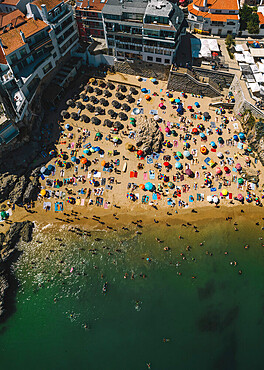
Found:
0,218 -> 264,370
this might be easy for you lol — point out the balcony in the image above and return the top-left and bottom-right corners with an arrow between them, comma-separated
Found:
16,51 -> 52,80
29,35 -> 52,51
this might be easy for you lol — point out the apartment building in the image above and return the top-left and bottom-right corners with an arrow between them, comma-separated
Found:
75,0 -> 106,43
187,0 -> 240,36
102,0 -> 186,65
0,0 -> 79,136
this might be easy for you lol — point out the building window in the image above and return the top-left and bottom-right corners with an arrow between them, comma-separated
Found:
156,57 -> 162,63
165,59 -> 170,64
20,47 -> 27,58
147,56 -> 153,61
43,62 -> 52,74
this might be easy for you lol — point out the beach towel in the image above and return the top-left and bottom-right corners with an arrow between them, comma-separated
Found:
210,187 -> 217,192
211,148 -> 216,152
153,153 -> 160,159
204,157 -> 211,165
43,202 -> 51,210
149,171 -> 155,180
55,202 -> 63,212
197,193 -> 201,201
229,193 -> 232,199
71,142 -> 75,149
143,172 -> 148,181
76,199 -> 81,205
81,199 -> 85,206
189,195 -> 194,203
104,202 -> 108,209
150,109 -> 158,115
237,142 -> 243,150
167,198 -> 173,205
210,121 -> 216,128
157,193 -> 161,200
152,193 -> 158,200
147,156 -> 153,164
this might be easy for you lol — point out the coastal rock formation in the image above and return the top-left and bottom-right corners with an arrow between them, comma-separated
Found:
0,221 -> 34,319
136,116 -> 164,154
23,178 -> 39,204
8,176 -> 27,204
0,174 -> 18,203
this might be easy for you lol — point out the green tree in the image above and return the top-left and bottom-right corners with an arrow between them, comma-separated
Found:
225,34 -> 234,48
247,12 -> 260,34
239,4 -> 252,31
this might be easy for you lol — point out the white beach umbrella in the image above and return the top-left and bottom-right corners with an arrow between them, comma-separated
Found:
213,196 -> 219,204
154,115 -> 160,121
217,152 -> 223,158
207,195 -> 213,202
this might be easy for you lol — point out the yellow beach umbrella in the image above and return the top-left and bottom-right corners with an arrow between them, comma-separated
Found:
40,189 -> 46,196
222,189 -> 228,196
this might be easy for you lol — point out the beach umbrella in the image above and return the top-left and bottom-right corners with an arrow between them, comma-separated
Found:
40,189 -> 46,196
245,156 -> 250,162
183,150 -> 190,158
112,100 -> 121,108
80,114 -> 90,123
192,128 -> 198,134
86,103 -> 95,112
92,117 -> 101,125
113,137 -> 119,143
233,134 -> 239,141
96,132 -> 102,138
187,105 -> 192,110
98,80 -> 105,88
114,121 -> 123,129
119,85 -> 127,92
61,110 -> 69,119
103,89 -> 111,97
163,176 -> 169,183
118,112 -> 127,120
236,163 -> 242,171
150,78 -> 157,83
145,182 -> 154,191
99,98 -> 108,106
95,87 -> 102,95
83,95 -> 89,102
213,196 -> 219,204
101,160 -> 106,167
107,82 -> 115,90
246,195 -> 252,203
83,148 -> 90,154
199,132 -> 206,138
175,98 -> 181,103
47,164 -> 55,172
222,189 -> 228,196
80,93 -> 86,100
237,194 -> 244,201
175,162 -> 182,169
239,132 -> 245,140
76,101 -> 84,110
95,106 -> 104,114
215,128 -> 222,135
139,184 -> 145,190
203,112 -> 210,118
81,158 -> 88,165
130,87 -> 138,95
238,178 -> 244,185
86,85 -> 94,93
141,88 -> 148,93
170,97 -> 175,103
207,195 -> 213,203
165,127 -> 170,133
154,115 -> 160,121
121,103 -> 130,111
49,150 -> 56,157
126,94 -> 134,103
216,167 -> 222,175
94,146 -> 100,152
89,77 -> 96,84
210,141 -> 216,147
65,123 -> 71,130
108,109 -> 116,118
137,150 -> 144,156
198,124 -> 204,130
164,161 -> 170,167
125,143 -> 134,151
104,119 -> 112,127
40,166 -> 46,174
218,137 -> 224,144
66,99 -> 75,107
200,146 -> 207,155
185,143 -> 190,149
145,95 -> 151,100
71,156 -> 77,162
168,182 -> 174,189
90,96 -> 98,104
116,92 -> 124,100
217,152 -> 223,158
224,166 -> 229,173
159,103 -> 164,108
177,107 -> 183,114
176,151 -> 183,158
194,102 -> 199,107
70,112 -> 79,120
171,130 -> 177,137
185,169 -> 193,177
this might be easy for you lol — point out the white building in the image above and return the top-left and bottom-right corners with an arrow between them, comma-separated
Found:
188,0 -> 240,37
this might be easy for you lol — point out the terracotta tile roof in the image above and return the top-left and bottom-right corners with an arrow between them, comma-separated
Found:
0,10 -> 26,29
0,0 -> 20,5
76,0 -> 107,12
192,0 -> 239,11
0,46 -> 7,64
0,18 -> 49,55
258,12 -> 264,25
32,0 -> 64,12
188,3 -> 239,21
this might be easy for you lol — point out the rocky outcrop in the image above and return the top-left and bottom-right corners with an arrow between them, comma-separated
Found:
0,169 -> 40,205
0,221 -> 34,319
136,116 -> 164,154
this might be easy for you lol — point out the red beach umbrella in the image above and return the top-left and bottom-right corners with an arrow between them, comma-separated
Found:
235,163 -> 242,171
187,105 -> 192,110
237,194 -> 244,201
164,161 -> 170,167
137,150 -> 143,156
192,127 -> 198,134
216,167 -> 222,175
224,166 -> 229,173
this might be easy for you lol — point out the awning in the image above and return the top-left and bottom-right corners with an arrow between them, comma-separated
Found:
248,82 -> 260,92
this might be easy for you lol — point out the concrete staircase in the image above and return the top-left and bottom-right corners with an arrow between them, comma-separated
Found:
114,60 -> 170,81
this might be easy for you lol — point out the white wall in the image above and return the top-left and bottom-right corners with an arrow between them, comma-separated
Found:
87,52 -> 114,67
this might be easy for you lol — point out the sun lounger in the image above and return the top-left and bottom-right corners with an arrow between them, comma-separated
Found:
197,193 -> 201,201
105,185 -> 113,190
189,195 -> 194,202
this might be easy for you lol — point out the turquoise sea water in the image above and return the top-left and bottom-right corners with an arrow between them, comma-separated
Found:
0,217 -> 264,370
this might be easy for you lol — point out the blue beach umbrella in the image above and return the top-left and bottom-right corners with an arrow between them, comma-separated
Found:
200,132 -> 206,138
94,146 -> 100,152
183,150 -> 190,157
239,132 -> 245,140
233,134 -> 239,141
65,123 -> 70,130
83,148 -> 90,154
194,102 -> 199,107
185,142 -> 190,148
175,162 -> 182,169
71,156 -> 76,162
141,88 -> 147,93
218,137 -> 224,144
145,182 -> 154,191
210,141 -> 216,147
47,164 -> 55,171
175,99 -> 181,103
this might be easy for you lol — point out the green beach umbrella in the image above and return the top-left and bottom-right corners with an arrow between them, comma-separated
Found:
1,210 -> 7,219
96,132 -> 102,137
238,178 -> 244,185
176,151 -> 183,158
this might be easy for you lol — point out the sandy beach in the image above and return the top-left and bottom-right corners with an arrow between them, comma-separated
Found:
1,71 -> 264,230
